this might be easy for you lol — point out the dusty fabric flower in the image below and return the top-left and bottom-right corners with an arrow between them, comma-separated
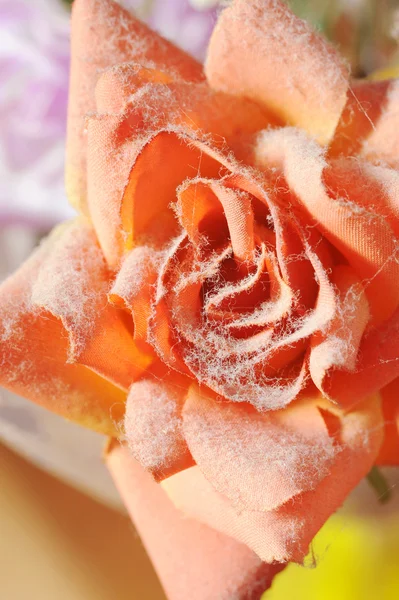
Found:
1,0 -> 399,595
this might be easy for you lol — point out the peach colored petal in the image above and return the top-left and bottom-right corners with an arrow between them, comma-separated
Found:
177,178 -> 255,260
175,180 -> 225,246
87,107 -> 262,268
309,265 -> 369,397
222,172 -> 332,310
0,229 -> 125,435
124,376 -> 194,481
203,248 -> 291,329
95,63 -> 273,144
205,0 -> 349,143
86,113 -> 144,267
149,300 -> 192,377
66,0 -> 203,215
153,187 -> 336,408
87,115 -> 222,266
357,79 -> 399,166
255,127 -> 399,326
376,378 -> 399,466
330,79 -> 399,165
182,386 -> 338,512
119,133 -> 222,253
322,307 -> 399,408
109,245 -> 162,346
147,168 -> 338,411
30,220 -> 152,391
363,163 -> 399,236
88,58 -> 272,267
77,305 -> 153,390
95,64 -> 174,114
106,443 -> 285,600
152,232 -> 310,411
163,395 -> 383,564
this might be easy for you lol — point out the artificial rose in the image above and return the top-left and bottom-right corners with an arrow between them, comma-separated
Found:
1,0 -> 399,584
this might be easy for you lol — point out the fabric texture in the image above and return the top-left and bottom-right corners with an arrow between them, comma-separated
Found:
107,442 -> 285,600
1,0 -> 399,596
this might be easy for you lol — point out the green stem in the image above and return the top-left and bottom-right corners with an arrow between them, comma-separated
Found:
366,467 -> 392,504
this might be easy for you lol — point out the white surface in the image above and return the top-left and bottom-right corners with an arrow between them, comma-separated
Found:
0,388 -> 121,508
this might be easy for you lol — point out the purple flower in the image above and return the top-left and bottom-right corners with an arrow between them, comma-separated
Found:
0,0 -> 219,229
145,0 -> 218,60
0,0 -> 74,226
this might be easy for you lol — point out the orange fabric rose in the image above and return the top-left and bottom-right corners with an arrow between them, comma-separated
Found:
1,0 -> 399,593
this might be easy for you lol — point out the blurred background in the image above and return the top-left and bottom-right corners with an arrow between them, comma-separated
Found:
0,1 -> 399,598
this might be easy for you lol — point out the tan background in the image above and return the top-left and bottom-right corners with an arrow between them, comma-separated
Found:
0,443 -> 165,600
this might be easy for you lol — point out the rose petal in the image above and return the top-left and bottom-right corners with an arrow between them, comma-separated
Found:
124,375 -> 194,481
152,181 -> 315,410
255,127 -> 399,326
95,64 -> 174,114
163,394 -> 383,563
30,220 -> 152,391
330,78 -> 399,166
0,227 -> 126,435
376,378 -> 399,466
182,386 -> 338,512
311,166 -> 399,406
109,245 -> 162,345
156,240 -> 309,410
363,163 -> 399,236
106,443 -> 285,600
87,113 -> 223,266
66,0 -> 203,215
309,264 -> 370,398
326,307 -> 399,408
351,79 -> 398,166
88,56 -> 272,267
177,178 -> 255,260
95,62 -> 272,143
205,0 -> 349,143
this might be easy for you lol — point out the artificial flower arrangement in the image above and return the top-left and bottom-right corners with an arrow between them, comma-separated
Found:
1,0 -> 398,598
